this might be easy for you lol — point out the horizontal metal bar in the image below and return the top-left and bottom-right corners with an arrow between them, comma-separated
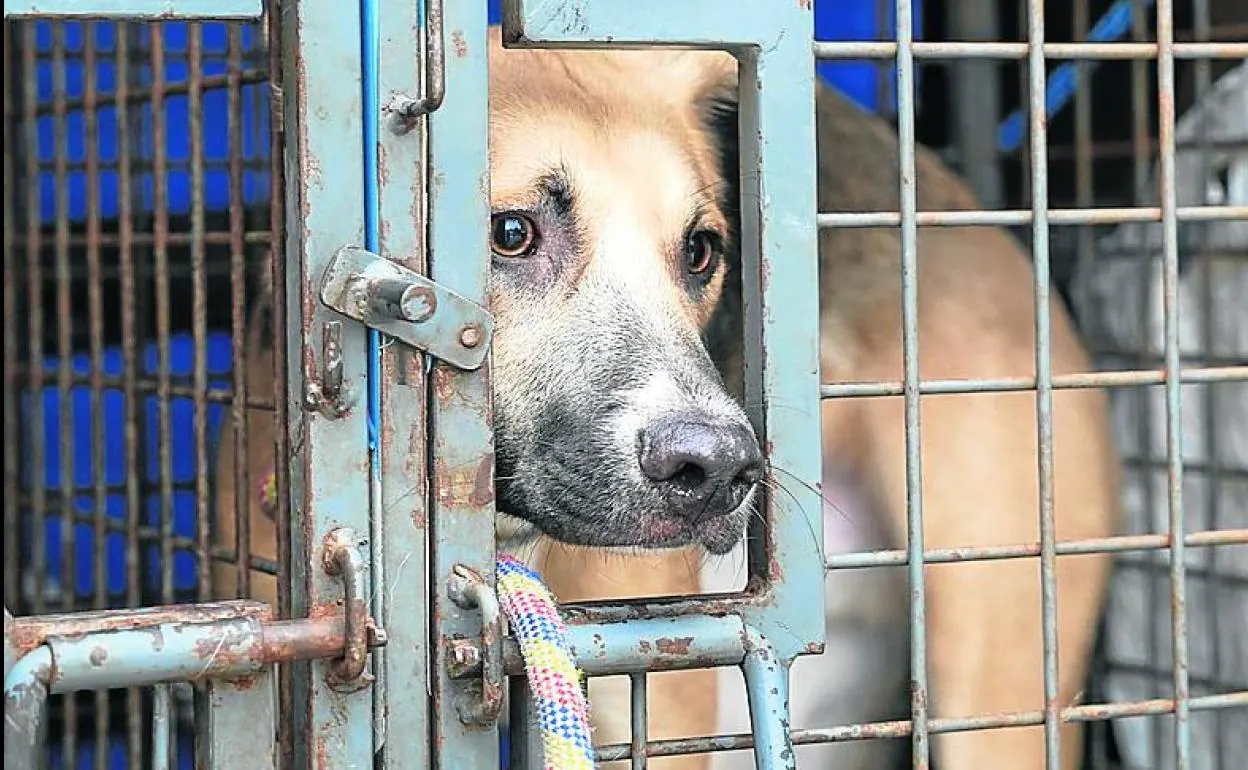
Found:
593,691 -> 1248,760
34,614 -> 350,693
817,204 -> 1248,229
449,614 -> 750,679
12,369 -> 276,410
3,0 -> 262,20
824,528 -> 1248,570
821,365 -> 1248,399
813,40 -> 1248,60
8,600 -> 269,656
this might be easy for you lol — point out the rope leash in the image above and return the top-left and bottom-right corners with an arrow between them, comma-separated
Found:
257,472 -> 597,769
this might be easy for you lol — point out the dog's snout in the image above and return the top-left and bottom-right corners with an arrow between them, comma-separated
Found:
638,417 -> 763,521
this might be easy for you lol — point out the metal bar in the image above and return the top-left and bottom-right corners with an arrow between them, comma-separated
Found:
227,22 -> 252,600
264,0 -> 293,760
1155,2 -> 1190,767
152,683 -> 172,770
151,24 -> 176,606
507,676 -> 541,770
947,0 -> 1003,206
424,0 -> 495,765
4,646 -> 54,770
115,21 -> 144,767
50,22 -> 80,767
448,614 -> 751,680
10,614 -> 370,693
1023,0 -> 1062,762
21,68 -> 268,119
893,2 -> 929,766
630,672 -> 648,770
7,369 -> 278,408
3,0 -> 263,19
82,22 -> 112,770
811,40 -> 1248,60
1191,2 -> 1226,764
742,630 -> 795,770
189,22 -> 211,605
279,0 -> 375,764
823,528 -> 1248,569
592,691 -> 1248,759
201,672 -> 279,770
820,365 -> 1248,398
373,0 -> 431,760
816,204 -> 1248,228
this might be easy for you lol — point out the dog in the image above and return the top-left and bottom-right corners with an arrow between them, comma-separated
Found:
214,27 -> 1121,770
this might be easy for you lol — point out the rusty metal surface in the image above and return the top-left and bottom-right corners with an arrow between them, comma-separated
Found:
421,0 -> 497,766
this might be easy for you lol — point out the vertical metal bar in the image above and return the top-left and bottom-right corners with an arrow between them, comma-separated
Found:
894,1 -> 929,767
153,683 -> 172,770
150,24 -> 175,606
948,0 -> 1003,207
373,0 -> 431,764
1154,2 -> 1190,768
507,676 -> 541,770
263,0 -> 293,762
202,672 -> 279,770
52,21 -> 81,768
227,22 -> 252,599
83,21 -> 112,770
630,672 -> 648,770
1,20 -> 16,615
743,632 -> 795,770
425,0 -> 497,766
1024,1 -> 1061,767
21,21 -> 47,619
1073,0 -> 1094,293
189,22 -> 211,603
1190,2 -> 1223,765
115,21 -> 145,768
279,0 -> 374,765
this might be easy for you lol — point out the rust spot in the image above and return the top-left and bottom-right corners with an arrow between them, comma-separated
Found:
798,0 -> 812,8
432,366 -> 456,403
655,636 -> 695,656
637,639 -> 652,654
469,454 -> 495,507
451,30 -> 468,58
89,646 -> 108,666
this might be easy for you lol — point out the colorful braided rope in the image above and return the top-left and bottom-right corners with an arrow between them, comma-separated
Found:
496,553 -> 597,770
256,472 -> 595,768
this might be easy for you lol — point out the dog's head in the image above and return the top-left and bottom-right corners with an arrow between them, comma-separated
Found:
487,34 -> 756,555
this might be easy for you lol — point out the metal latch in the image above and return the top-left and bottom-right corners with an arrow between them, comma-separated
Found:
319,245 -> 494,370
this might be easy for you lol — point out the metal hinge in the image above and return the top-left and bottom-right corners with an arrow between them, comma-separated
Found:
318,245 -> 494,371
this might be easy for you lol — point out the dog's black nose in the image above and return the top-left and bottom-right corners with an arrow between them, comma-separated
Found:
638,417 -> 764,522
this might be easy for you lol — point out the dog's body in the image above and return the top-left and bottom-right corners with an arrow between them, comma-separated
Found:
215,30 -> 1120,770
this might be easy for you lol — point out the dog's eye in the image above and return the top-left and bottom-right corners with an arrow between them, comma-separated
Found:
491,213 -> 539,258
685,230 -> 720,276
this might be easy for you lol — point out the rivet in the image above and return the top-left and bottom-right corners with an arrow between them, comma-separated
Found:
460,325 -> 483,349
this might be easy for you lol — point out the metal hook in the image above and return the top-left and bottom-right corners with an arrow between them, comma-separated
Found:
388,0 -> 446,132
446,565 -> 504,725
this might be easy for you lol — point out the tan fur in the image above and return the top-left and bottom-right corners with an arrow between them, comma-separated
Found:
214,30 -> 1120,770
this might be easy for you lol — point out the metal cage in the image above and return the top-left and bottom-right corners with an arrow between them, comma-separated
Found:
3,0 -> 1246,769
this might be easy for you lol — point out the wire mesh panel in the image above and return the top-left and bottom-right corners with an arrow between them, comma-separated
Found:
3,3 -> 287,767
